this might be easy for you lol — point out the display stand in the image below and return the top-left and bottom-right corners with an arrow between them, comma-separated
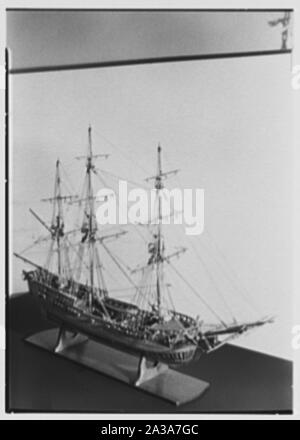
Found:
25,328 -> 210,406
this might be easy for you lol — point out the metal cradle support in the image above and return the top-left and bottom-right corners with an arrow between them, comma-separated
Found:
26,328 -> 210,406
54,326 -> 88,353
134,356 -> 168,386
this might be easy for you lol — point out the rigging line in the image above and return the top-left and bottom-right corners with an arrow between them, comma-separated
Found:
60,241 -> 68,278
61,179 -> 75,201
94,245 -> 108,293
161,293 -> 171,312
74,243 -> 85,283
165,148 -> 259,315
132,267 -> 148,304
102,264 -> 123,288
108,285 -> 156,292
165,282 -> 175,311
143,269 -> 154,312
65,236 -> 90,273
17,249 -> 53,255
94,169 -> 149,244
148,267 -> 157,311
92,127 -> 151,176
161,147 -> 187,188
185,232 -> 237,322
187,238 -> 237,323
132,265 -> 147,304
19,234 -> 50,254
144,268 -> 155,307
96,168 -> 151,191
45,239 -> 55,271
123,223 -> 149,244
57,164 -> 75,198
101,240 -> 138,289
29,209 -> 52,235
74,173 -> 89,229
93,269 -> 111,320
147,272 -> 157,316
109,251 -> 133,273
135,225 -> 149,244
159,254 -> 168,310
93,168 -> 115,193
81,173 -> 95,227
60,162 -> 78,194
51,166 -> 58,227
63,242 -> 72,280
168,260 -> 227,327
93,248 -> 107,294
134,195 -> 159,240
93,254 -> 111,319
199,236 -> 259,316
203,230 -> 261,315
135,266 -> 153,309
162,151 -> 247,319
144,269 -> 152,304
164,263 -> 195,305
94,252 -> 103,294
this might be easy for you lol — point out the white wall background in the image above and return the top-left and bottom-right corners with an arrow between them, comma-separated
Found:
10,55 -> 292,360
8,10 -> 293,360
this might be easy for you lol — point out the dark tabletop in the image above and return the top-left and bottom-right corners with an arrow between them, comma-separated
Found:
7,293 -> 293,413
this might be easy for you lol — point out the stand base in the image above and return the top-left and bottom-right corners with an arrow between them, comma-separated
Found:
25,328 -> 210,406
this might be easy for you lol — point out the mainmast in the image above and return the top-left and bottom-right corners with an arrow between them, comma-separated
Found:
75,126 -> 132,311
55,160 -> 64,276
86,125 -> 97,310
155,145 -> 163,317
45,159 -> 65,277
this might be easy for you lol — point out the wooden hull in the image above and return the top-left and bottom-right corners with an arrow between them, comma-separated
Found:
27,277 -> 198,366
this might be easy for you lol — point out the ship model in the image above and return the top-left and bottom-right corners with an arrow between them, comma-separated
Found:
14,126 -> 272,374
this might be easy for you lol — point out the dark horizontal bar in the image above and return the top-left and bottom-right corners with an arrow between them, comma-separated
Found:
9,49 -> 292,75
6,8 -> 294,12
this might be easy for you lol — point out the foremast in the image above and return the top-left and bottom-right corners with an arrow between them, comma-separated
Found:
45,159 -> 79,279
52,160 -> 64,276
40,159 -> 76,278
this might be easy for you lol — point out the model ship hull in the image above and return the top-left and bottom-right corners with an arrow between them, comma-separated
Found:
26,272 -> 210,366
